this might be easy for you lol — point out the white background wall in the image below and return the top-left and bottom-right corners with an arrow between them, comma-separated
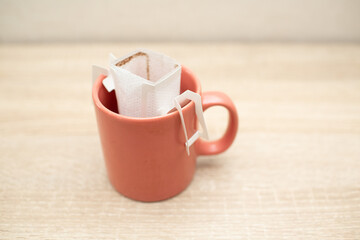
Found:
0,0 -> 359,42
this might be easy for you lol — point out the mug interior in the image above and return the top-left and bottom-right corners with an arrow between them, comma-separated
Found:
96,67 -> 200,117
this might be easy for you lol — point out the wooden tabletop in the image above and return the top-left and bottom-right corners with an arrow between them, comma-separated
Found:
1,43 -> 359,239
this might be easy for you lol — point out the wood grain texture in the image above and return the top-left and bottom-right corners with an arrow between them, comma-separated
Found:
0,43 -> 359,239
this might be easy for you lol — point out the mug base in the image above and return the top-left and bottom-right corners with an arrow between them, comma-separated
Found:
107,173 -> 195,202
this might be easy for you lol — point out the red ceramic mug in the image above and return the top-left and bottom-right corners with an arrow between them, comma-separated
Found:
92,66 -> 238,202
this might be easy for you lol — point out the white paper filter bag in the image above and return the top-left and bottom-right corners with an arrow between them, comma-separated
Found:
104,49 -> 181,118
93,49 -> 209,155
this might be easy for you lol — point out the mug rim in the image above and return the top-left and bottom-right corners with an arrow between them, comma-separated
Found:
92,66 -> 201,123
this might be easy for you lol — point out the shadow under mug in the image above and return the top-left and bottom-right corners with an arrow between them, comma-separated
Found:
92,66 -> 238,202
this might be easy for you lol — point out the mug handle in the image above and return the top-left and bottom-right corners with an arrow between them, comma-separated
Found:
195,91 -> 238,156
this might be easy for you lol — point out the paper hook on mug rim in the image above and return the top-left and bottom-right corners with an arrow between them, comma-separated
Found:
174,90 -> 209,156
